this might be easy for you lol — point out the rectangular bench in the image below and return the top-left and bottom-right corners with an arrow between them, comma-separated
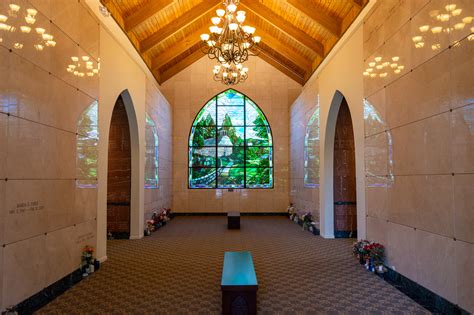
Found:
221,251 -> 258,315
227,211 -> 240,229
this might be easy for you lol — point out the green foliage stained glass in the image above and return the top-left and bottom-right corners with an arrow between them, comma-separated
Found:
189,89 -> 273,189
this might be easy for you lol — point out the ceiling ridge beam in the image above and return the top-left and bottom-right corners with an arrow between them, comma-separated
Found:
125,0 -> 173,32
240,0 -> 324,57
140,1 -> 219,54
287,0 -> 341,37
151,24 -> 210,70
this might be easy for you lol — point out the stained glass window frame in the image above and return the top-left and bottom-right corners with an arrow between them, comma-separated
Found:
188,89 -> 273,189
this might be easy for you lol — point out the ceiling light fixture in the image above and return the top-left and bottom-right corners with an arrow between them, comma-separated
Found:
213,62 -> 248,85
200,0 -> 260,65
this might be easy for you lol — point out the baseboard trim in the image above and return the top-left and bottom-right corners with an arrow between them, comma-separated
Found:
173,212 -> 287,216
8,269 -> 84,315
381,268 -> 469,314
129,234 -> 143,240
334,230 -> 357,238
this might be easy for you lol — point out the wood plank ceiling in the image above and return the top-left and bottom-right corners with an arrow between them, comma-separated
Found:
101,0 -> 367,85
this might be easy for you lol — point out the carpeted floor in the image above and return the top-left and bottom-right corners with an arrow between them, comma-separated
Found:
37,216 -> 429,314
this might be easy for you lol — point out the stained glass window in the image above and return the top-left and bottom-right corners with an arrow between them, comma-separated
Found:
77,101 -> 99,188
304,98 -> 320,187
189,89 -> 273,189
145,114 -> 159,188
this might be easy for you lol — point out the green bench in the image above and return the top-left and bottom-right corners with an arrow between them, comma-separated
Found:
221,251 -> 258,315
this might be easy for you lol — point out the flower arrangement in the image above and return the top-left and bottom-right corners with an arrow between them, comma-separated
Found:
353,240 -> 371,259
367,243 -> 385,266
81,245 -> 95,276
301,211 -> 313,230
287,204 -> 296,221
145,219 -> 155,235
145,208 -> 173,236
353,240 -> 386,273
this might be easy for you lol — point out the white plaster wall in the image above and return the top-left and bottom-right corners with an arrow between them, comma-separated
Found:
96,27 -> 146,259
318,27 -> 366,239
86,0 -> 173,262
290,27 -> 367,239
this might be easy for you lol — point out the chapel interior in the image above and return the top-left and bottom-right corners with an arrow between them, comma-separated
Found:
0,0 -> 473,314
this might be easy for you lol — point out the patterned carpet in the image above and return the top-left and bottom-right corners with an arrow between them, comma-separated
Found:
37,217 -> 429,314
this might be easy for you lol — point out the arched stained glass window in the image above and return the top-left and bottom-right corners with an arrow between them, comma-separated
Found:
145,114 -> 159,188
189,89 -> 273,189
77,101 -> 99,188
304,98 -> 320,187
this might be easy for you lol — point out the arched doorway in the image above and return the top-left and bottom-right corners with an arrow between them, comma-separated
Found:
333,99 -> 357,238
107,95 -> 132,238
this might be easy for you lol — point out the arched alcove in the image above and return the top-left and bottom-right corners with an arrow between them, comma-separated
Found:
107,95 -> 132,238
333,99 -> 357,238
320,90 -> 360,238
104,90 -> 141,240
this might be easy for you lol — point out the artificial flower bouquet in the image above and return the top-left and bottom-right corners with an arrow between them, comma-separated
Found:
81,245 -> 96,275
353,239 -> 371,260
287,204 -> 296,220
353,240 -> 385,272
301,211 -> 313,230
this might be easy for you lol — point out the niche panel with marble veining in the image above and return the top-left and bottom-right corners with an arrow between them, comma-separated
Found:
364,0 -> 474,312
0,0 -> 99,310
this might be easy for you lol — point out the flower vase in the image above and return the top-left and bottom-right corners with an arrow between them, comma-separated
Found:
359,254 -> 365,265
377,265 -> 384,273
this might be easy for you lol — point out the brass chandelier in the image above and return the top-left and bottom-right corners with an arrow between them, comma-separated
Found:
213,62 -> 249,85
200,0 -> 260,65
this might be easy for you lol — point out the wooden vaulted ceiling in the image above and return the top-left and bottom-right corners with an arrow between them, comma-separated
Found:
101,0 -> 367,85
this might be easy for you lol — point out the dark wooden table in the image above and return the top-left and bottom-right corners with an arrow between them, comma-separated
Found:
227,211 -> 240,229
221,251 -> 258,315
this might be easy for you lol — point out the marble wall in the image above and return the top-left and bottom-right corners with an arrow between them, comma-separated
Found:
289,78 -> 321,219
161,56 -> 301,213
0,0 -> 99,310
363,0 -> 474,312
144,79 -> 172,220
